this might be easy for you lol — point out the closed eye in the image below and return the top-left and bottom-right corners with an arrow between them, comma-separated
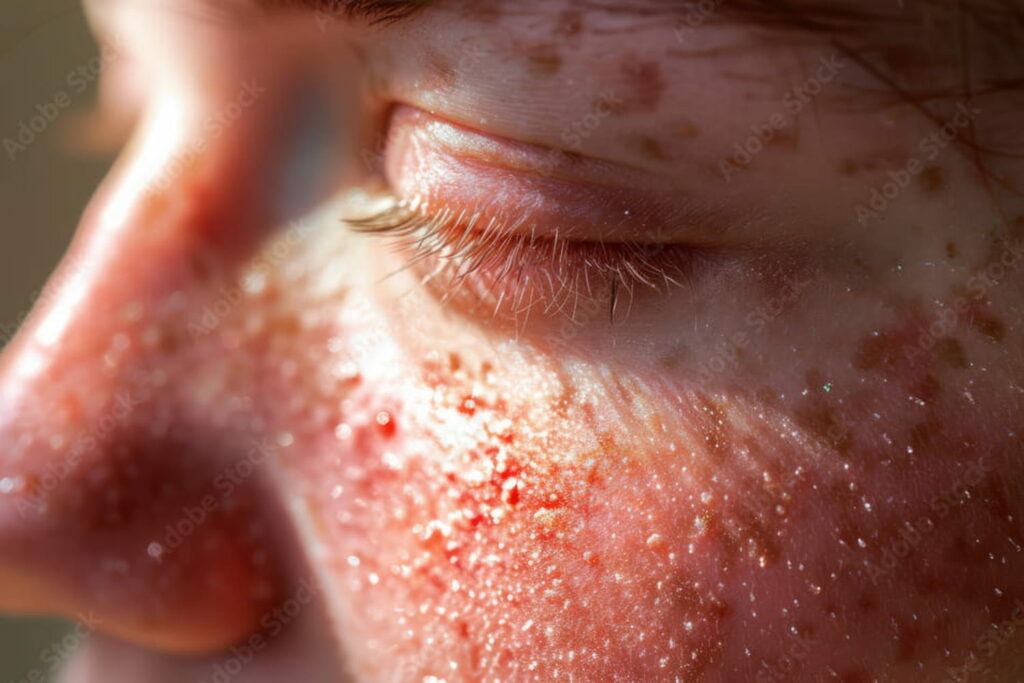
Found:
344,105 -> 746,325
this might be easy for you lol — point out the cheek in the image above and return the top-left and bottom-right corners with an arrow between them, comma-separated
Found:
198,222 -> 1024,681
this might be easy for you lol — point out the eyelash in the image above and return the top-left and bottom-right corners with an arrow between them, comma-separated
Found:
302,0 -> 431,24
346,196 -> 701,324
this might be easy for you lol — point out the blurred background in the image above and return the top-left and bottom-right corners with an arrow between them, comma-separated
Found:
1,1 -> 113,680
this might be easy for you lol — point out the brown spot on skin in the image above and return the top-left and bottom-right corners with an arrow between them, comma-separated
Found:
677,119 -> 701,139
619,57 -> 665,111
841,159 -> 859,175
919,165 -> 945,193
946,242 -> 958,259
424,49 -> 455,89
447,352 -> 462,373
936,337 -> 967,368
795,400 -> 852,454
630,134 -> 670,162
973,313 -> 1007,343
525,44 -> 562,77
659,353 -> 681,370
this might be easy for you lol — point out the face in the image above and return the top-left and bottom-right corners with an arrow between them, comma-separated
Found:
2,0 -> 1024,680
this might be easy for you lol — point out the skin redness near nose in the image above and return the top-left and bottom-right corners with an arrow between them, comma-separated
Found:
1,0 -> 1024,681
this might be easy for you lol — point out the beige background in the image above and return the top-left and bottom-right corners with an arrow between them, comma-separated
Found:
1,0 -> 113,680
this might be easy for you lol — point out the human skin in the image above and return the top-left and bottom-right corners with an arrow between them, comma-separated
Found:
1,0 -> 1023,681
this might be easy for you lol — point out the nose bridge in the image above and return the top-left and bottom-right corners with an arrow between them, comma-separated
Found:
0,77 -> 315,653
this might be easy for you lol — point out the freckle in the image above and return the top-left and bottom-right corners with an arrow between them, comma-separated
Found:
841,159 -> 859,175
620,57 -> 665,111
973,313 -> 1006,343
795,401 -> 850,453
424,49 -> 455,89
945,241 -> 958,259
919,165 -> 945,193
525,44 -> 562,77
677,119 -> 701,139
659,356 -> 684,370
630,134 -> 669,162
936,337 -> 967,368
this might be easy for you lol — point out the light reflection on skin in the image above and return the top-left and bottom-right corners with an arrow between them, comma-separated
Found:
0,1 -> 1023,681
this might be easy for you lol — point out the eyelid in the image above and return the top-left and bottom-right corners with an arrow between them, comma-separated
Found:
384,105 -> 753,248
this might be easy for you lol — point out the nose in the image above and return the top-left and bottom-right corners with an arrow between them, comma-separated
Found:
0,62 -> 337,654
